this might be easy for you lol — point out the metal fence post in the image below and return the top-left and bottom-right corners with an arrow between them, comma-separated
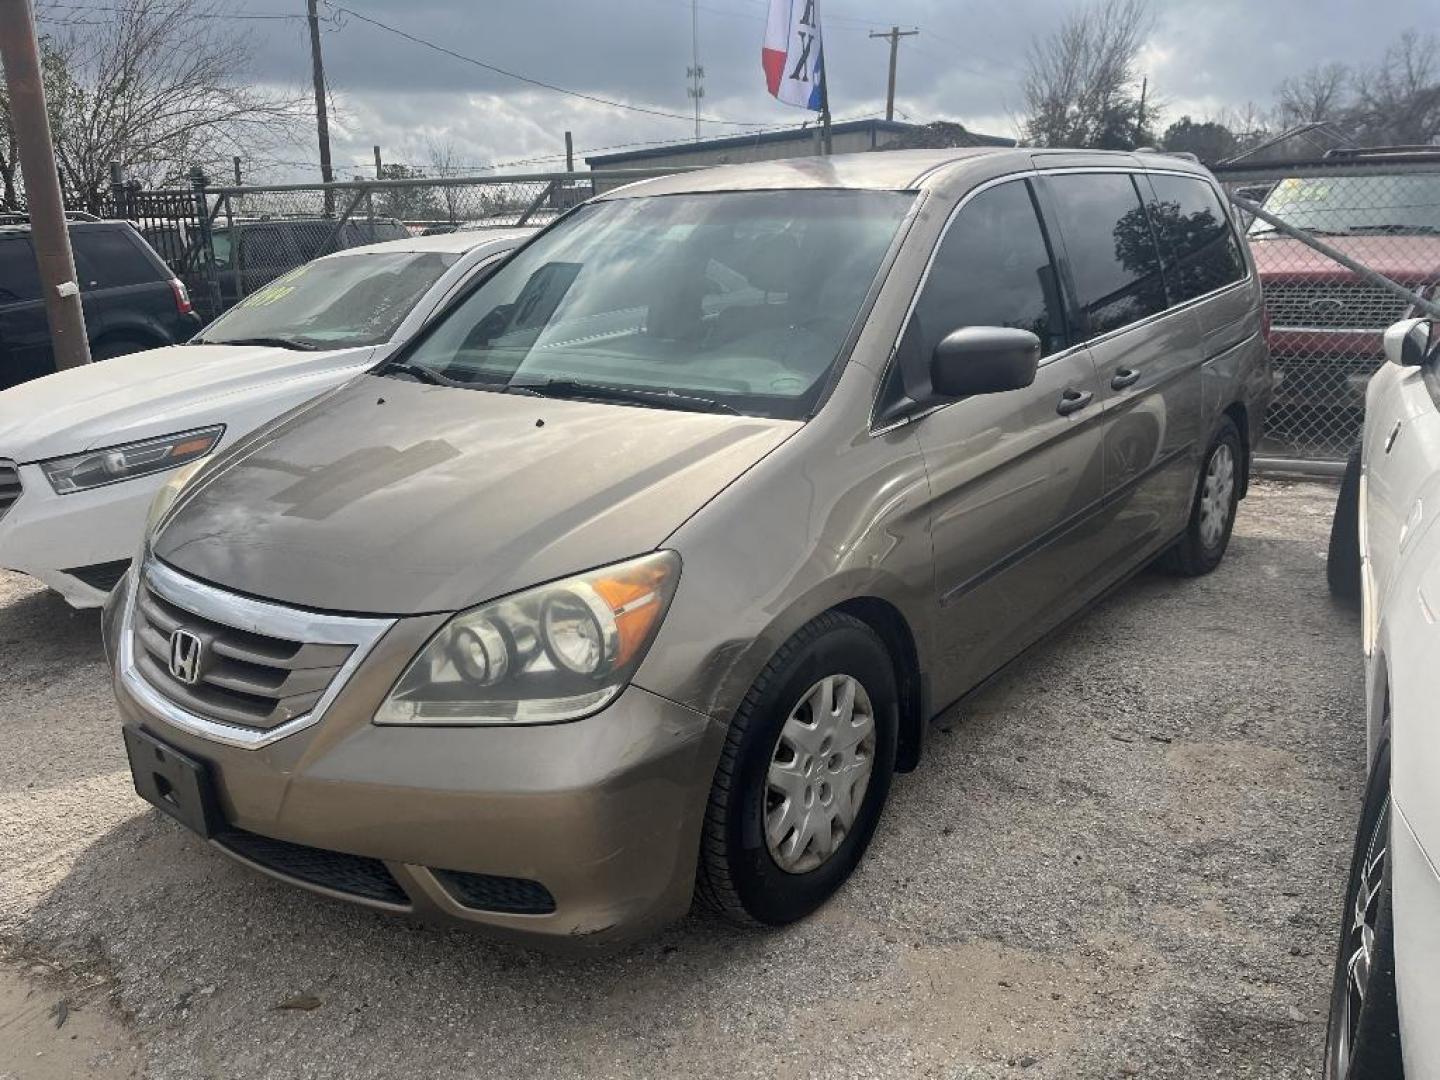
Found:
109,161 -> 127,218
189,167 -> 221,318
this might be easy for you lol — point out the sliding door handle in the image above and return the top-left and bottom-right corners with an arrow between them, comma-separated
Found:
1111,368 -> 1141,390
1056,388 -> 1094,416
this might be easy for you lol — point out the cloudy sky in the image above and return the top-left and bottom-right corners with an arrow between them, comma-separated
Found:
124,0 -> 1440,180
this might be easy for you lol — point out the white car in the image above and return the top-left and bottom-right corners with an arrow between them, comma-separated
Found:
1324,315 -> 1440,1079
0,229 -> 531,608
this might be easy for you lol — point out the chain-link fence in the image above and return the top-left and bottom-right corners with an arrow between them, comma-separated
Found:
1214,153 -> 1440,469
99,168 -> 687,320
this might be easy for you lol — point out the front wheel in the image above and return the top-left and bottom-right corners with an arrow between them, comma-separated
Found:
1323,743 -> 1403,1079
1159,416 -> 1242,576
695,611 -> 898,926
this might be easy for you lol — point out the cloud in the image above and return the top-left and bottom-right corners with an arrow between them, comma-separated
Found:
228,0 -> 1434,180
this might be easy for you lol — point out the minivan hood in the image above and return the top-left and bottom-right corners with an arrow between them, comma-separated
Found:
153,376 -> 800,614
0,343 -> 377,463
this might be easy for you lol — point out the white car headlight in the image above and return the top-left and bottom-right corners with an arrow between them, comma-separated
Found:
375,551 -> 681,726
143,457 -> 210,538
40,426 -> 224,494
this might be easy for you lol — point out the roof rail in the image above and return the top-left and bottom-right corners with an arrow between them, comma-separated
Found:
0,209 -> 104,225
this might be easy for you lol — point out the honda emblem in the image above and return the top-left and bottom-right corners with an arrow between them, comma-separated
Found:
168,628 -> 204,685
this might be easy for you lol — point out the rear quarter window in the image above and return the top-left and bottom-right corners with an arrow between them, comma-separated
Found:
71,227 -> 165,289
0,237 -> 43,303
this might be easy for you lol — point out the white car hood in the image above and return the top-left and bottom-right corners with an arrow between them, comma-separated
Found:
0,343 -> 379,462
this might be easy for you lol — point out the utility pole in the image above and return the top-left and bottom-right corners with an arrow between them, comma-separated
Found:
1136,75 -> 1149,145
306,0 -> 335,215
373,144 -> 383,178
686,0 -> 704,142
868,26 -> 918,123
564,131 -> 574,173
0,0 -> 90,369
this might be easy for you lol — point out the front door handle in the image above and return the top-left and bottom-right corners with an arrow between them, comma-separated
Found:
1111,367 -> 1141,390
1056,388 -> 1094,416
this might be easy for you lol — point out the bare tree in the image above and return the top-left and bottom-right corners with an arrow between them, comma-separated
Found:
5,0 -> 305,211
1276,62 -> 1351,127
1351,30 -> 1440,146
1022,0 -> 1156,150
0,33 -> 70,209
425,137 -> 464,224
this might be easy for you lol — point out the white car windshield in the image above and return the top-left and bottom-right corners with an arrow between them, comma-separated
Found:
197,251 -> 458,350
391,190 -> 915,419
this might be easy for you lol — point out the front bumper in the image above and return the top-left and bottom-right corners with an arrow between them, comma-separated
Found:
107,568 -> 725,951
0,461 -> 164,607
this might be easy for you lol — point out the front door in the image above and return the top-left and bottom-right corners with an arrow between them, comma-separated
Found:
889,177 -> 1110,705
0,234 -> 54,389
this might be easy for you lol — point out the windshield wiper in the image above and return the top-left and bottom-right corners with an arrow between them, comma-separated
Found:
193,336 -> 320,351
1346,223 -> 1440,235
509,378 -> 740,415
378,361 -> 479,389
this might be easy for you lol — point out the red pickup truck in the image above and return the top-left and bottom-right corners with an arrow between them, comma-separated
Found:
1248,170 -> 1440,449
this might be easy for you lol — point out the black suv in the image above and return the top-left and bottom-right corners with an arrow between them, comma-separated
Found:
0,220 -> 202,390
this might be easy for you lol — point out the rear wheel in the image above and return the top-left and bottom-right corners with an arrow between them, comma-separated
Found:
1159,416 -> 1242,576
1323,743 -> 1402,1079
1328,446 -> 1363,606
695,612 -> 898,926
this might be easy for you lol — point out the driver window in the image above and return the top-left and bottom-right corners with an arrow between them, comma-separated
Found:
888,179 -> 1068,407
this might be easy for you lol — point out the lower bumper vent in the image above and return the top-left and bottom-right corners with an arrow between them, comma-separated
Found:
216,829 -> 409,906
432,868 -> 556,914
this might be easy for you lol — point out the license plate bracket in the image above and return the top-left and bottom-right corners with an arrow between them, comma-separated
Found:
122,726 -> 223,839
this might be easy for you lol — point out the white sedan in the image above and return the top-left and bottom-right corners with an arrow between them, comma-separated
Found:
1325,315 -> 1440,1079
0,229 -> 531,607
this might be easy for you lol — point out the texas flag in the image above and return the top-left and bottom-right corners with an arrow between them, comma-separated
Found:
762,0 -> 825,111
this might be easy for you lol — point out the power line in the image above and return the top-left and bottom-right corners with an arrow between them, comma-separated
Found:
322,1 -> 774,128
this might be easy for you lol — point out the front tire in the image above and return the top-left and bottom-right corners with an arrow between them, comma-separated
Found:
1160,416 -> 1242,576
1328,446 -> 1363,606
695,612 -> 898,926
1324,743 -> 1403,1079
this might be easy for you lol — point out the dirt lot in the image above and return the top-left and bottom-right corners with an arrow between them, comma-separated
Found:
0,479 -> 1362,1080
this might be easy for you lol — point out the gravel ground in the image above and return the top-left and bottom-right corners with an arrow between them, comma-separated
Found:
0,478 -> 1363,1080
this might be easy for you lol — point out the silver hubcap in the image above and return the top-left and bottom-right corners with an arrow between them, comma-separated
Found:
1198,442 -> 1236,549
1335,797 -> 1390,1077
764,675 -> 876,874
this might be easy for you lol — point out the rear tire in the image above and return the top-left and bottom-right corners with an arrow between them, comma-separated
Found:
1324,742 -> 1402,1079
695,612 -> 898,926
1159,416 -> 1242,576
1328,447 -> 1363,606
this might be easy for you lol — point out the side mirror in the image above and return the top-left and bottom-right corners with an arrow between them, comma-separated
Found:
931,327 -> 1042,398
1383,317 -> 1433,367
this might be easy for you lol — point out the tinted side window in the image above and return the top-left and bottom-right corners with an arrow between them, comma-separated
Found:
238,226 -> 289,268
71,227 -> 164,289
1144,174 -> 1246,303
1046,173 -> 1167,337
891,180 -> 1067,404
0,237 -> 43,303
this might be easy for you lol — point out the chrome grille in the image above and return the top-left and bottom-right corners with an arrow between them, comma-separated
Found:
1263,281 -> 1414,331
124,559 -> 393,745
0,460 -> 20,521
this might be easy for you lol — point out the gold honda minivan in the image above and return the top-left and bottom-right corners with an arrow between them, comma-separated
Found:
106,148 -> 1270,949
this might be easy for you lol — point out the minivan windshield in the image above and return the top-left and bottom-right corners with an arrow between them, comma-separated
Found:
196,250 -> 458,350
1249,174 -> 1440,237
392,190 -> 915,418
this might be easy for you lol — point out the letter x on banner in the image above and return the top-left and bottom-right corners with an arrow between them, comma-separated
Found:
762,0 -> 825,111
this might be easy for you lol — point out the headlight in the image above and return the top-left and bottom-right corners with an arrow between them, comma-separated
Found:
40,426 -> 223,494
143,458 -> 208,537
375,551 -> 681,726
